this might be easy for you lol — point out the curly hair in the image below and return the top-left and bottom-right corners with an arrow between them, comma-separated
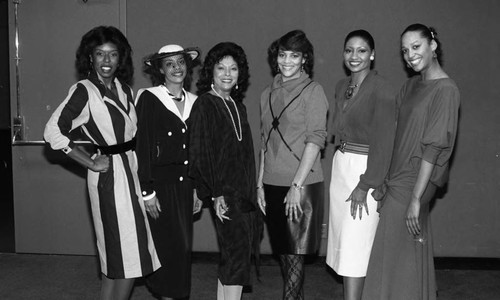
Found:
75,26 -> 134,84
267,29 -> 314,77
196,42 -> 250,101
401,23 -> 442,65
143,52 -> 196,88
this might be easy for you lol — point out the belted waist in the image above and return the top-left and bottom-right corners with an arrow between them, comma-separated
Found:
97,138 -> 136,155
339,140 -> 369,155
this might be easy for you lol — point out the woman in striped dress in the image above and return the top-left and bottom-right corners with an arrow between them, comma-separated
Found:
44,26 -> 160,300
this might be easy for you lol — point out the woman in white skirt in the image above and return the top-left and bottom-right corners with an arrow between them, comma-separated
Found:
326,30 -> 396,300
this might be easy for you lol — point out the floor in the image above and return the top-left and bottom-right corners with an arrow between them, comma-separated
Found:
0,253 -> 499,299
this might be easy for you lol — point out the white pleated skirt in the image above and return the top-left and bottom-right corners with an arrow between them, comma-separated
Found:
326,150 -> 379,277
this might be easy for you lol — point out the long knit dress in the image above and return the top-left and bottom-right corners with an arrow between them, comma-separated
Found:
362,76 -> 460,300
188,92 -> 260,286
44,75 -> 160,279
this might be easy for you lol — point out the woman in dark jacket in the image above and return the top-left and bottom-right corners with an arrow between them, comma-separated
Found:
135,44 -> 201,299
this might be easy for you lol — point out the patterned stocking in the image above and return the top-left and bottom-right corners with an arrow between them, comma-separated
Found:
279,254 -> 305,300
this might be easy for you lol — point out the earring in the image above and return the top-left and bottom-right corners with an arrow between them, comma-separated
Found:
88,60 -> 93,77
370,56 -> 374,61
433,51 -> 437,58
276,66 -> 280,73
235,84 -> 239,90
301,65 -> 304,72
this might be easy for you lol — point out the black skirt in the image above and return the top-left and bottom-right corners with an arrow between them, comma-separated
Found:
145,179 -> 193,298
214,195 -> 257,286
265,182 -> 324,255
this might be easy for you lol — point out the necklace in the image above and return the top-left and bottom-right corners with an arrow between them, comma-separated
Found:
163,85 -> 185,102
344,81 -> 359,99
211,85 -> 242,141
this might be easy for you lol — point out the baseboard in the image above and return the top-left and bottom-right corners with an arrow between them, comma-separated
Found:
192,252 -> 500,270
434,257 -> 500,270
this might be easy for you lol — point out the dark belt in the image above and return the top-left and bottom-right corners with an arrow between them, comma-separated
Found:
97,138 -> 136,155
339,140 -> 369,155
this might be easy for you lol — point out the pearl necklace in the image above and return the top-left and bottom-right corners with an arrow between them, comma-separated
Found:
211,85 -> 242,141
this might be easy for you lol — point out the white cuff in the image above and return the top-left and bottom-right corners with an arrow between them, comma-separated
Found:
142,191 -> 156,201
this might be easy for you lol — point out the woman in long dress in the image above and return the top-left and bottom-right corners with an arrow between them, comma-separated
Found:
44,26 -> 160,300
135,44 -> 202,299
326,30 -> 396,300
362,23 -> 460,300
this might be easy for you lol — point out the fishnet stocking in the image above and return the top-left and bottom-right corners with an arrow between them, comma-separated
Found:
279,254 -> 304,300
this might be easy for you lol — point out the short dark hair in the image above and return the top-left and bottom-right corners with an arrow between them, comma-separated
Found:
75,26 -> 134,84
401,23 -> 442,64
267,30 -> 314,77
344,29 -> 375,51
196,42 -> 250,101
143,53 -> 196,88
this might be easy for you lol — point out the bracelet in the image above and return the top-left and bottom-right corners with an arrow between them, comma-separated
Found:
291,182 -> 303,190
256,186 -> 263,190
142,191 -> 156,201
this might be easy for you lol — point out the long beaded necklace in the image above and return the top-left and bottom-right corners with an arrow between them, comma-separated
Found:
211,84 -> 242,141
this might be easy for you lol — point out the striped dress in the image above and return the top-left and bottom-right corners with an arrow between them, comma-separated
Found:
44,76 -> 160,279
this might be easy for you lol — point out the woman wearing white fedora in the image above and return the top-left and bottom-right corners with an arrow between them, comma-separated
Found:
135,44 -> 202,300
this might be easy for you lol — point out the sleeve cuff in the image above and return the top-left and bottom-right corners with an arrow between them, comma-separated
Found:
142,190 -> 156,201
61,141 -> 76,154
304,134 -> 326,149
422,145 -> 442,165
356,181 -> 370,192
